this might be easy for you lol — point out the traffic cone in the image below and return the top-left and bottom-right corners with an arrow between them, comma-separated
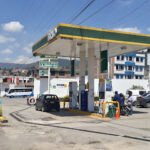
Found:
116,107 -> 120,119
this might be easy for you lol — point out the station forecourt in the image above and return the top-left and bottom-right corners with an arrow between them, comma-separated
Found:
32,23 -> 150,112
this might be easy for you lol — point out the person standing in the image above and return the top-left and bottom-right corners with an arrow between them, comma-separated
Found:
127,91 -> 134,115
113,91 -> 120,107
119,93 -> 125,110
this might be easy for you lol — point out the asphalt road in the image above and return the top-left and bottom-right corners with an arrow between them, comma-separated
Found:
0,97 -> 150,150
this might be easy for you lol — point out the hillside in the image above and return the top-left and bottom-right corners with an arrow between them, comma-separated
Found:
0,59 -> 79,69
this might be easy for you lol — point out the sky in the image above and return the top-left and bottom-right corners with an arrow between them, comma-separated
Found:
0,0 -> 150,64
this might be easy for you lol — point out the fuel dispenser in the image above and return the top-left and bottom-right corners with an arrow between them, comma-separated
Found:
99,78 -> 113,114
80,90 -> 88,111
69,82 -> 77,109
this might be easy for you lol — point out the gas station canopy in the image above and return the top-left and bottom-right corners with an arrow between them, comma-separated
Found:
32,23 -> 150,112
32,23 -> 150,57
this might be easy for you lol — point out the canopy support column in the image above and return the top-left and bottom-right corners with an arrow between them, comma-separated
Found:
88,44 -> 94,112
79,45 -> 86,110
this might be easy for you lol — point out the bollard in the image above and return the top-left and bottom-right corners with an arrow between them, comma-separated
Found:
116,107 -> 120,119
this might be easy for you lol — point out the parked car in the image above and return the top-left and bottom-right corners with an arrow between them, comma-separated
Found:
35,94 -> 60,112
126,89 -> 146,106
136,93 -> 150,108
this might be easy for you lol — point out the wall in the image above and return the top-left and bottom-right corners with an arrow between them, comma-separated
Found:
34,77 -> 149,98
112,79 -> 149,95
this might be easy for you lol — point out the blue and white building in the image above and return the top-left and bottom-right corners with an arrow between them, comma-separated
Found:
113,52 -> 145,79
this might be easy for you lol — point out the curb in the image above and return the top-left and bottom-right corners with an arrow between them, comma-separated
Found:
65,109 -> 112,120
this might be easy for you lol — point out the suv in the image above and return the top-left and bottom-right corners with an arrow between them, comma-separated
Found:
35,94 -> 60,112
136,93 -> 150,108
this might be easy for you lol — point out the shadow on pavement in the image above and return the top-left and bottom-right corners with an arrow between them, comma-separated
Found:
47,109 -> 86,117
133,110 -> 148,114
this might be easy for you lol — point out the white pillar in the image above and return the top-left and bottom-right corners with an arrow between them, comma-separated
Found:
79,47 -> 86,110
88,44 -> 94,112
48,59 -> 51,94
148,65 -> 150,91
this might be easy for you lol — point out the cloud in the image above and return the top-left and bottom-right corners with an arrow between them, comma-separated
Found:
8,42 -> 20,49
23,47 -> 31,54
113,27 -> 141,33
4,58 -> 11,63
147,28 -> 150,32
23,42 -> 33,54
14,55 -> 38,64
2,21 -> 24,32
3,55 -> 38,64
0,48 -> 13,54
0,35 -> 16,43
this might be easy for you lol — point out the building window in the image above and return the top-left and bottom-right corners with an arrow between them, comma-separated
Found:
59,71 -> 65,76
51,71 -> 56,76
117,56 -> 120,60
120,65 -> 124,70
116,75 -> 119,79
128,66 -> 132,71
140,58 -> 143,62
136,66 -> 138,71
129,56 -> 132,61
126,56 -> 128,61
140,67 -> 143,71
121,56 -> 124,60
116,65 -> 119,70
121,75 -> 123,79
139,76 -> 142,79
135,76 -> 138,79
127,75 -> 132,79
136,57 -> 139,62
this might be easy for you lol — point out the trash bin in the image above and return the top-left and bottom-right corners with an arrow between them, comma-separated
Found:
109,105 -> 116,118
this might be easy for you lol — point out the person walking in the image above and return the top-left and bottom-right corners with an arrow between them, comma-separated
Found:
127,91 -> 134,115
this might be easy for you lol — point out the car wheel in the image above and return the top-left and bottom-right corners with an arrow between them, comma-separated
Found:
146,102 -> 150,108
41,106 -> 46,112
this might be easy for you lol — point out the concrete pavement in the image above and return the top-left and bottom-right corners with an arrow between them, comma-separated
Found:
0,97 -> 150,150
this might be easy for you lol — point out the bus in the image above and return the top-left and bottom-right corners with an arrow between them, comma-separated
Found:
6,87 -> 34,98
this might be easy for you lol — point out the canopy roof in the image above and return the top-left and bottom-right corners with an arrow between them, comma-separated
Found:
32,23 -> 150,57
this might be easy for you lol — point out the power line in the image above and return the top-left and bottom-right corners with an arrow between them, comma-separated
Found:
30,0 -> 68,42
107,0 -> 149,28
69,0 -> 96,24
78,0 -> 116,25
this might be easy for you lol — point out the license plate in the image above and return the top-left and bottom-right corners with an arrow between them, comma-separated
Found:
50,101 -> 54,104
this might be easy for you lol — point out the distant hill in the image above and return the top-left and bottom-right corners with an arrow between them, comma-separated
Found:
0,59 -> 79,69
0,62 -> 38,69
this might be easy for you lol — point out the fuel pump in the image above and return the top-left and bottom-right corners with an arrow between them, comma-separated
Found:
69,82 -> 77,109
99,78 -> 105,114
99,78 -> 113,114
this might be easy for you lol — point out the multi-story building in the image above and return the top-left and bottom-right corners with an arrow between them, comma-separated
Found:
113,52 -> 145,79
